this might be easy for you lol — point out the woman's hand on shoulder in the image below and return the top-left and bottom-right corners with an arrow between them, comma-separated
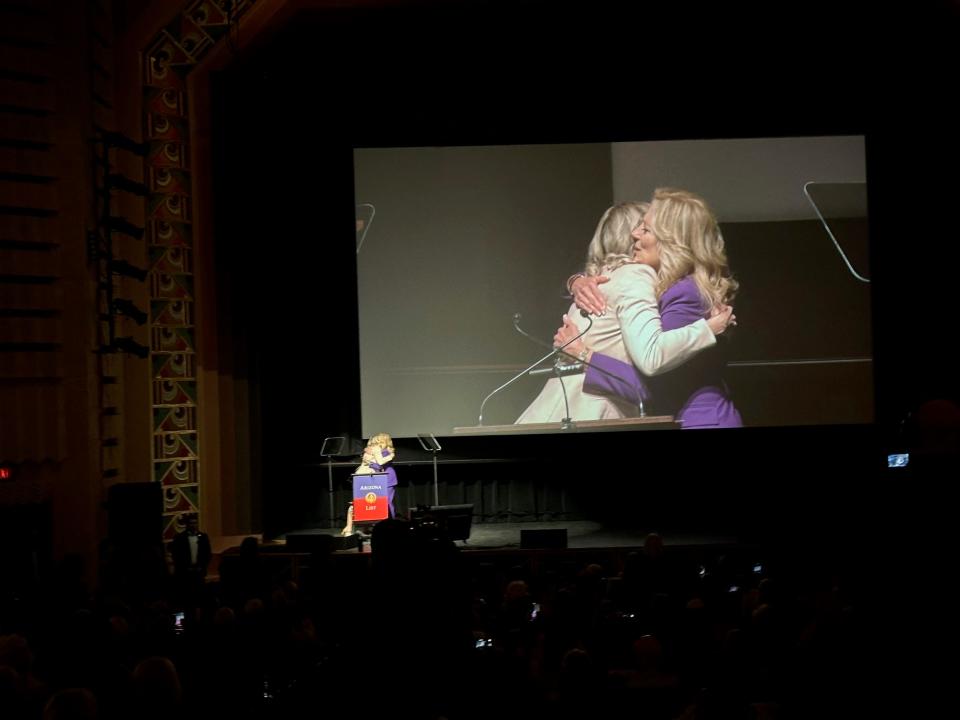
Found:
572,274 -> 609,316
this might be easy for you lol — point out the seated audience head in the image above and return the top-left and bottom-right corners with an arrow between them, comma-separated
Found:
0,634 -> 32,676
213,606 -> 236,627
909,398 -> 960,453
133,656 -> 181,716
643,532 -> 665,559
42,688 -> 98,720
239,536 -> 259,559
633,634 -> 663,670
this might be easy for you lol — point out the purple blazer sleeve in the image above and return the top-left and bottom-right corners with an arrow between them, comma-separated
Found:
583,353 -> 650,403
584,277 -> 706,402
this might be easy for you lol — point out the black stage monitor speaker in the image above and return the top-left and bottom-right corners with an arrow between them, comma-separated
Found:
332,534 -> 361,551
107,482 -> 162,544
410,504 -> 473,541
521,528 -> 568,549
285,533 -> 336,554
285,533 -> 362,553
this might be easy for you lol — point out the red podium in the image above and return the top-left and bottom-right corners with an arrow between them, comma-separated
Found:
351,472 -> 390,522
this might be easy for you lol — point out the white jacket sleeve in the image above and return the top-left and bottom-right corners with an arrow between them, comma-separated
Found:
615,264 -> 715,376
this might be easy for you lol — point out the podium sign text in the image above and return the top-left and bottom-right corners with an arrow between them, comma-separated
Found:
352,472 -> 389,522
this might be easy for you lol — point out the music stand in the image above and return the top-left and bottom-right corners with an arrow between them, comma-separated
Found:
416,433 -> 442,505
803,181 -> 869,283
320,436 -> 346,528
410,503 -> 474,542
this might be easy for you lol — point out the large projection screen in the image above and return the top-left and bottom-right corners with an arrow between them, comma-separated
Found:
354,136 -> 871,438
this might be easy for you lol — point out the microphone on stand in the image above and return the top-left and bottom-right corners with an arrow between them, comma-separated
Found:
514,310 -> 596,428
477,312 -> 593,426
546,308 -> 649,418
356,203 -> 376,254
513,313 -> 554,351
528,363 -> 585,377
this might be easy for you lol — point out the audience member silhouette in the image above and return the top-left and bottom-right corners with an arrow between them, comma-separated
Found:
42,687 -> 98,720
218,536 -> 269,610
131,656 -> 181,720
545,647 -> 604,719
0,521 -> 874,720
608,634 -> 682,719
0,633 -> 46,719
369,516 -> 473,719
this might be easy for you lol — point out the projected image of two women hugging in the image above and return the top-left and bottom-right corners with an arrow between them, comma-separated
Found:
516,188 -> 742,429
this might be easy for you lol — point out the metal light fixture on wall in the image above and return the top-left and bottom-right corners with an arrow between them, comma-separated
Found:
106,173 -> 149,197
103,216 -> 144,240
108,259 -> 148,282
111,337 -> 149,359
112,298 -> 148,326
97,130 -> 149,157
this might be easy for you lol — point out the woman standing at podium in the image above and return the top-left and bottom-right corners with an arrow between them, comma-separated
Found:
365,432 -> 397,516
559,188 -> 742,429
341,432 -> 399,536
515,200 -> 734,424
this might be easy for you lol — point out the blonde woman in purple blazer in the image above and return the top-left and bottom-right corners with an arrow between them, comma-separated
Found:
515,199 -> 734,424
560,188 -> 742,428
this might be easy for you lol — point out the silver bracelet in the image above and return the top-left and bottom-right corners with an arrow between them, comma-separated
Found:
566,272 -> 585,294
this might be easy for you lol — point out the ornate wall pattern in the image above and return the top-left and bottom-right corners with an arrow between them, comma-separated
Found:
142,0 -> 257,541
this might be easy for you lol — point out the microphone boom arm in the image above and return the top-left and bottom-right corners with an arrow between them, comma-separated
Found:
512,313 -> 555,351
515,311 -> 646,417
478,314 -> 593,425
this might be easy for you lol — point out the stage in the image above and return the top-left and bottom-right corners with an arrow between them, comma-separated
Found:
203,519 -> 769,600
276,520 -> 744,552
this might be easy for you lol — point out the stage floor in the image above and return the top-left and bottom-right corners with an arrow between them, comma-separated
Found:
277,520 -> 743,552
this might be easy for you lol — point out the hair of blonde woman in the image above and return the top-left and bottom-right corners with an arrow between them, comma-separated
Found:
368,432 -> 394,453
648,188 -> 738,309
583,201 -> 648,276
